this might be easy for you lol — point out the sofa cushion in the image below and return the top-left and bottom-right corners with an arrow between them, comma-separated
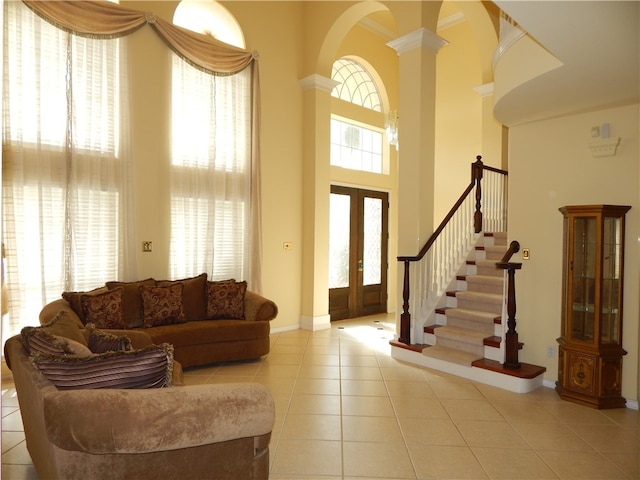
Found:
31,343 -> 174,390
105,278 -> 156,328
139,319 -> 269,349
80,288 -> 127,330
86,323 -> 132,353
61,287 -> 108,323
156,273 -> 207,322
206,280 -> 247,319
22,310 -> 88,355
140,284 -> 186,328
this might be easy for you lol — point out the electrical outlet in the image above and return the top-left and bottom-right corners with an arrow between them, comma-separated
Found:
546,345 -> 556,358
522,248 -> 530,260
283,242 -> 293,250
142,241 -> 152,253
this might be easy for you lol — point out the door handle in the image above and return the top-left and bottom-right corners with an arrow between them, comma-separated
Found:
358,260 -> 363,272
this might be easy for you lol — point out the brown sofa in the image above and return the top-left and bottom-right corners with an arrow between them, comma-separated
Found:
39,274 -> 278,368
4,321 -> 275,480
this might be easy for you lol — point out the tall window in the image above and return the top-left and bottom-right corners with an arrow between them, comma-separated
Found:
170,1 -> 253,281
330,58 -> 386,174
2,1 -> 132,337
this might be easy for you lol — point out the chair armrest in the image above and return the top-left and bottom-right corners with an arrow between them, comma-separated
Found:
244,291 -> 278,322
44,383 -> 274,454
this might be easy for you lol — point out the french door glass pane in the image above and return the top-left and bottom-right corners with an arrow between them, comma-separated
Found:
329,193 -> 350,288
363,197 -> 381,286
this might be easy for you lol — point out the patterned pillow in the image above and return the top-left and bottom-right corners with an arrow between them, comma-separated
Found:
31,343 -> 174,390
156,273 -> 207,321
80,288 -> 127,330
85,323 -> 132,353
206,280 -> 247,319
62,287 -> 108,322
105,278 -> 156,328
140,284 -> 186,328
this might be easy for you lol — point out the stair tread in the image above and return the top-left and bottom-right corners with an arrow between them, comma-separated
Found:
456,290 -> 503,302
435,326 -> 490,341
445,308 -> 499,321
466,275 -> 503,284
422,345 -> 482,366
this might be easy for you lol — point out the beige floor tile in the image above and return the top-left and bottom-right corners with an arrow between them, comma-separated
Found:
306,344 -> 340,355
542,401 -> 617,425
342,416 -> 404,443
537,450 -> 629,479
288,394 -> 341,415
511,421 -> 596,451
441,398 -> 503,421
430,382 -> 484,400
407,444 -> 488,479
601,451 -> 640,479
298,365 -> 341,379
385,380 -> 435,399
302,354 -> 341,366
280,413 -> 342,441
472,447 -> 559,479
489,400 -> 561,424
340,354 -> 380,367
271,439 -> 342,476
253,376 -> 297,396
261,352 -> 304,365
2,442 -> 33,465
341,379 -> 388,396
398,417 -> 466,446
455,419 -> 529,449
568,423 -> 639,453
342,395 -> 395,417
2,431 -> 25,452
294,378 -> 341,396
1,464 -> 39,480
341,365 -> 384,381
380,366 -> 428,382
391,397 -> 449,419
343,441 -> 416,478
600,407 -> 640,432
1,389 -> 20,407
1,410 -> 24,432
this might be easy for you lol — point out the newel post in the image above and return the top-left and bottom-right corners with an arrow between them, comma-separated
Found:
497,240 -> 522,370
399,259 -> 411,344
473,155 -> 484,233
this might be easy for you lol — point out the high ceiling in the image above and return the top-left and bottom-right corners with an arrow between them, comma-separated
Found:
492,1 -> 640,125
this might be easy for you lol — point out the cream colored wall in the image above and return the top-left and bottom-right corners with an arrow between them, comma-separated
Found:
508,104 -> 639,403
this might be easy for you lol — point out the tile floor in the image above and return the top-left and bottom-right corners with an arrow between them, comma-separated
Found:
2,313 -> 639,479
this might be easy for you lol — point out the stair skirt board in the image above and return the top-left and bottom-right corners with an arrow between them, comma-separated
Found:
391,344 -> 545,394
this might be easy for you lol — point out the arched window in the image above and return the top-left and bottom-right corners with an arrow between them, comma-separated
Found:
330,58 -> 386,174
331,58 -> 381,112
173,0 -> 245,48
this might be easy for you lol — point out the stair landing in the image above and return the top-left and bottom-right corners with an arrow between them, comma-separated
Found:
390,341 -> 546,394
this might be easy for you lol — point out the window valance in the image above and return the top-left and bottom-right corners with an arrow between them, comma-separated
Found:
23,0 -> 255,75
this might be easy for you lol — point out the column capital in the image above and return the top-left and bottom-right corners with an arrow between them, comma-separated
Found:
387,27 -> 449,55
299,74 -> 340,93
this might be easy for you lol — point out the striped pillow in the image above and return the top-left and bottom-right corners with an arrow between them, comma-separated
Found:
31,343 -> 174,390
85,323 -> 132,353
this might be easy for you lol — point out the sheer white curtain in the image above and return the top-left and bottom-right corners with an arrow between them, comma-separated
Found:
2,1 -> 134,338
169,54 -> 253,282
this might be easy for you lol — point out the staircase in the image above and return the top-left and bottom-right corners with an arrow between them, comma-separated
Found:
391,232 -> 546,393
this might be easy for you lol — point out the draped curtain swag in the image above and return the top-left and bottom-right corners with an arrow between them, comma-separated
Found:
22,0 -> 263,291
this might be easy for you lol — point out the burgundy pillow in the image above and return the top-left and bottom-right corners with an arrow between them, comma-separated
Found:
140,284 -> 186,328
62,287 -> 107,322
206,280 -> 247,319
156,273 -> 207,322
80,288 -> 127,330
105,278 -> 156,328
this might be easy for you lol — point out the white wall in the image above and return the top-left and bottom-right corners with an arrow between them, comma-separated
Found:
508,103 -> 639,403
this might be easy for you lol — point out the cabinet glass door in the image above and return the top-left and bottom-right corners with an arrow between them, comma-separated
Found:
602,216 -> 622,343
571,216 -> 596,342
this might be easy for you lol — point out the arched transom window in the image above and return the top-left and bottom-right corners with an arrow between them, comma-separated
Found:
331,58 -> 382,112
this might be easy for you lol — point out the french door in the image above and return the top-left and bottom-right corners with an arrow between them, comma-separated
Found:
329,186 -> 388,321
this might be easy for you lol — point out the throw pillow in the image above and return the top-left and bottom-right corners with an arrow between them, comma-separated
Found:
85,323 -> 132,353
21,310 -> 88,355
21,328 -> 92,358
105,278 -> 156,328
31,343 -> 174,390
80,288 -> 127,330
156,273 -> 207,322
140,284 -> 186,328
206,280 -> 247,319
62,287 -> 108,322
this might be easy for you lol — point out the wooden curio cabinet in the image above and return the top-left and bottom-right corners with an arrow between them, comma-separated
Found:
556,205 -> 630,409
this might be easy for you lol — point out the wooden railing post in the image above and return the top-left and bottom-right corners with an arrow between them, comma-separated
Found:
399,259 -> 411,344
497,241 -> 522,370
473,155 -> 484,233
